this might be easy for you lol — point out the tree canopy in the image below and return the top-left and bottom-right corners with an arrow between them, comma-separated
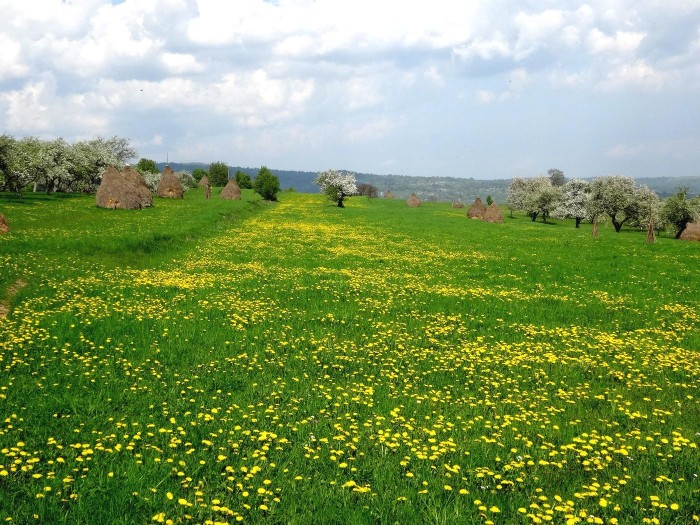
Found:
253,166 -> 280,201
314,169 -> 357,208
209,162 -> 229,187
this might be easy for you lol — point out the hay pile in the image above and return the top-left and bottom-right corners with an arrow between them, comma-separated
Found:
198,175 -> 210,188
96,166 -> 153,210
157,166 -> 184,199
221,179 -> 241,200
406,194 -> 421,207
483,203 -> 504,223
679,222 -> 700,241
384,190 -> 395,199
452,201 -> 464,209
0,214 -> 9,234
467,198 -> 487,219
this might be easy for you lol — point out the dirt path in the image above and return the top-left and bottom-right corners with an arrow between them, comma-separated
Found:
0,279 -> 27,318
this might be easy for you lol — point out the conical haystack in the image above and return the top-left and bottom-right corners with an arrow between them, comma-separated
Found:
198,175 -> 210,188
220,179 -> 241,200
156,166 -> 184,199
467,197 -> 487,219
96,166 -> 153,210
0,214 -> 9,234
452,201 -> 464,209
406,193 -> 421,207
122,166 -> 153,205
483,202 -> 504,223
384,190 -> 395,199
679,222 -> 700,241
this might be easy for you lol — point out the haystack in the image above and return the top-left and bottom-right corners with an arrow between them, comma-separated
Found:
96,166 -> 153,210
122,166 -> 153,204
452,201 -> 464,209
198,175 -> 210,188
156,166 -> 184,199
384,190 -> 395,199
220,179 -> 241,200
467,198 -> 487,219
406,194 -> 421,207
0,214 -> 9,234
679,222 -> 700,241
483,203 -> 504,223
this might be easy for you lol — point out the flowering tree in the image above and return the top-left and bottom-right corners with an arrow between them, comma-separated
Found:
521,177 -> 562,223
314,169 -> 357,208
586,175 -> 642,233
552,178 -> 590,228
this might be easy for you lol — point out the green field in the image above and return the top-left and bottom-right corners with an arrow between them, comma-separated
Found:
0,190 -> 698,524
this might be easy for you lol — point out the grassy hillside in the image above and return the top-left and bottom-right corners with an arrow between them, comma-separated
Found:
0,191 -> 698,524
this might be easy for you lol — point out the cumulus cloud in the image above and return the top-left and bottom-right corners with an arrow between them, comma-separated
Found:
0,0 -> 698,178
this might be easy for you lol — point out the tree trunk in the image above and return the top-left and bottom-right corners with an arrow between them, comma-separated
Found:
592,217 -> 599,238
611,216 -> 623,233
675,221 -> 688,239
530,212 -> 538,221
575,217 -> 581,228
337,193 -> 345,208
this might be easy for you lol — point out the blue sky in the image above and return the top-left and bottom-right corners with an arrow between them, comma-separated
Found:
1,0 -> 699,180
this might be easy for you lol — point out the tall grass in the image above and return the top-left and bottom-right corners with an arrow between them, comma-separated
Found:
0,190 -> 698,524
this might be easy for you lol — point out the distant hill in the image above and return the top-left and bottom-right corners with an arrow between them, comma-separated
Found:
156,163 -> 700,202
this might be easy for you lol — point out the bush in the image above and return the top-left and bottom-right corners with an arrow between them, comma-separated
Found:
253,166 -> 280,201
235,170 -> 253,189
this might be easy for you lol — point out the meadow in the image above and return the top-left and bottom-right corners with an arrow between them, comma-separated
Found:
0,189 -> 698,524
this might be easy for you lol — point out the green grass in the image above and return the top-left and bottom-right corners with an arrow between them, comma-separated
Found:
0,190 -> 698,524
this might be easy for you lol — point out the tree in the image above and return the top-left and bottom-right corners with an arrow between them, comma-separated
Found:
356,182 -> 378,198
552,178 -> 590,228
191,168 -> 208,183
136,158 -> 159,174
253,166 -> 281,201
587,175 -> 640,233
661,186 -> 700,239
209,162 -> 229,187
235,170 -> 253,189
506,177 -> 528,218
521,177 -> 561,223
548,168 -> 566,187
486,195 -> 494,206
314,169 -> 357,208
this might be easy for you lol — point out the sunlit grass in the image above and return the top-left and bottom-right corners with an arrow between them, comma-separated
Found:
0,190 -> 698,524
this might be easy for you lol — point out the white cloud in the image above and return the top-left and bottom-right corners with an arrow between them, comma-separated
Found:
0,35 -> 28,80
587,28 -> 646,54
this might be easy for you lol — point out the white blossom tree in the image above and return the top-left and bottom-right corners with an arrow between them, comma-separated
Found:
314,169 -> 357,208
522,176 -> 562,223
506,177 -> 527,217
552,178 -> 590,228
587,175 -> 642,233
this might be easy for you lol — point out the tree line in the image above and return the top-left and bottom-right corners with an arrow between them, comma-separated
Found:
507,170 -> 700,239
0,135 -> 136,194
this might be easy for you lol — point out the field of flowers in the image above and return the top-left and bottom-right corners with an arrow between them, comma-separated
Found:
0,190 -> 698,524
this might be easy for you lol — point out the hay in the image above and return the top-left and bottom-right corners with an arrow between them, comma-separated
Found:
0,213 -> 9,234
679,222 -> 700,241
198,175 -> 210,188
467,198 -> 487,219
452,201 -> 464,209
221,179 -> 241,200
156,166 -> 184,199
384,190 -> 395,199
96,166 -> 153,210
122,166 -> 153,205
406,193 -> 421,207
483,203 -> 504,223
